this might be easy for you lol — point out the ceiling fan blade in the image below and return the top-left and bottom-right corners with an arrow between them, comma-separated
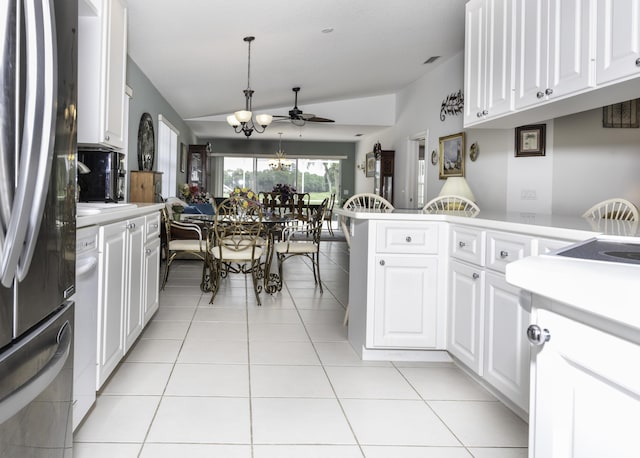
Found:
306,116 -> 335,123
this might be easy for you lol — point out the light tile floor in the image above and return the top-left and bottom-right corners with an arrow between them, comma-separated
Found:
74,241 -> 528,458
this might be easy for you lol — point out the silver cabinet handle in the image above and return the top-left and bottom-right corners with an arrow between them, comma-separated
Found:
476,111 -> 482,118
105,135 -> 110,141
145,248 -> 152,255
636,57 -> 640,66
458,241 -> 466,248
481,109 -> 488,116
536,91 -> 545,99
379,260 -> 385,266
545,88 -> 554,96
527,325 -> 551,346
127,222 -> 136,230
150,223 -> 158,229
472,272 -> 480,280
405,236 -> 412,243
499,250 -> 509,259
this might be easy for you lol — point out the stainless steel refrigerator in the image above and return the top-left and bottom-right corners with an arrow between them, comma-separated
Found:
0,0 -> 77,456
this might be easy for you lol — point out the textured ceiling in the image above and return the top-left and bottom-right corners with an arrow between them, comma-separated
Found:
126,0 -> 467,141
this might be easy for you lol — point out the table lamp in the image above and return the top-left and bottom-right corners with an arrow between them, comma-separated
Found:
438,177 -> 476,202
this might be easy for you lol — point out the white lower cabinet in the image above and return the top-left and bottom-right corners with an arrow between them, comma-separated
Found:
448,225 -> 535,415
529,306 -> 640,458
448,259 -> 484,374
97,220 -> 127,388
372,255 -> 439,348
483,271 -> 530,411
96,211 -> 161,389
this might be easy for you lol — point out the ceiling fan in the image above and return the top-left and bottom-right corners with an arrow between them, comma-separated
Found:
273,87 -> 335,126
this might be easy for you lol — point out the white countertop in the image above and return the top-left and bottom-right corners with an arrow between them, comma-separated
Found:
335,208 -> 612,240
77,202 -> 164,228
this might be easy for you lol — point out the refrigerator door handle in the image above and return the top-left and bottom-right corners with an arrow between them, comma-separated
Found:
0,0 -> 58,287
0,320 -> 71,424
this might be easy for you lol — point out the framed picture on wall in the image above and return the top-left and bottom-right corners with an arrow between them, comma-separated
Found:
515,124 -> 546,157
439,132 -> 465,179
365,152 -> 375,177
180,143 -> 187,172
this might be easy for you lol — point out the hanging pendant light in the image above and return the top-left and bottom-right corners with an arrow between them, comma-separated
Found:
227,36 -> 273,137
268,133 -> 292,171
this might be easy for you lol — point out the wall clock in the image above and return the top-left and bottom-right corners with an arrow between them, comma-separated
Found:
137,113 -> 155,171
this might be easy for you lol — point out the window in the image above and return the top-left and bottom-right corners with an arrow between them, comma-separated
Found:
221,156 -> 341,203
157,115 -> 179,198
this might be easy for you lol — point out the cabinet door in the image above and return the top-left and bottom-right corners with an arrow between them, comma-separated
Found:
530,308 -> 640,458
143,237 -> 161,325
484,0 -> 514,119
597,0 -> 640,85
448,260 -> 484,374
484,272 -> 530,412
371,255 -> 439,348
124,216 -> 145,351
464,0 -> 486,125
514,0 -> 549,110
102,0 -> 127,148
97,221 -> 127,389
547,0 -> 594,97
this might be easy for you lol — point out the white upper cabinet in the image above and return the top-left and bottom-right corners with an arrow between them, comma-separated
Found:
597,0 -> 640,85
464,0 -> 514,126
78,0 -> 128,149
514,0 -> 594,110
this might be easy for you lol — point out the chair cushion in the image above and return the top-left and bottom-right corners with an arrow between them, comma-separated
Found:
212,245 -> 263,261
274,241 -> 317,254
169,239 -> 203,251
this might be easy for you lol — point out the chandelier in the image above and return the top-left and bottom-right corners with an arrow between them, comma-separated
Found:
268,133 -> 292,171
227,36 -> 273,137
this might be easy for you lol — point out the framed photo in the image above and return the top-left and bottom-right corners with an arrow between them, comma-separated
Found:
365,152 -> 375,177
439,132 -> 465,179
515,124 -> 546,157
180,143 -> 187,173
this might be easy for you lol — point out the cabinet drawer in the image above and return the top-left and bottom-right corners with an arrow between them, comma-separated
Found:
451,225 -> 485,265
486,231 -> 532,273
145,212 -> 161,242
375,222 -> 439,254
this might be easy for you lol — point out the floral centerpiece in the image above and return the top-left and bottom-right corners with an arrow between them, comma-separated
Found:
229,186 -> 260,209
272,183 -> 297,204
180,183 -> 212,204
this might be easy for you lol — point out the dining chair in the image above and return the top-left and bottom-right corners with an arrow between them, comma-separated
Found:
339,193 -> 394,325
323,193 -> 336,236
582,198 -> 639,221
161,207 -> 206,290
340,193 -> 394,247
206,198 -> 265,305
423,195 -> 480,216
275,198 -> 328,293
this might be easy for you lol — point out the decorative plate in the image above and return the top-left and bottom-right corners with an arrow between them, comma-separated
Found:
137,113 -> 155,171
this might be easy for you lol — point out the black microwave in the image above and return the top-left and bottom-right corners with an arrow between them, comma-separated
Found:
77,149 -> 125,202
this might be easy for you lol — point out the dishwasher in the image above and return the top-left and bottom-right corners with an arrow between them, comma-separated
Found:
73,226 -> 100,430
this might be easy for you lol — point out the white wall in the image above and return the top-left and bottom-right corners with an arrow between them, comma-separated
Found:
362,51 -> 640,214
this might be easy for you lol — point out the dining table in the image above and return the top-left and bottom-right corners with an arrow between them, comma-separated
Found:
183,213 -> 293,295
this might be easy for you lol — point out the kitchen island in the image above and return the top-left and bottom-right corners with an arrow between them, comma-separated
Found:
336,206 -> 636,419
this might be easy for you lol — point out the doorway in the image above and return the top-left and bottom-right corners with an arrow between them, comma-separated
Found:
408,132 -> 427,208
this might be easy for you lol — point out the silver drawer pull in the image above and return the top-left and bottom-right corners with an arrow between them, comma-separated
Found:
636,57 -> 640,66
145,248 -> 151,255
379,260 -> 385,266
405,236 -> 412,243
536,91 -> 545,99
472,273 -> 480,280
527,325 -> 551,346
458,241 -> 466,248
499,250 -> 509,259
545,88 -> 554,96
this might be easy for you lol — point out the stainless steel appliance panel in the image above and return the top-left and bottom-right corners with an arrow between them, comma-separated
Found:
0,302 -> 73,457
